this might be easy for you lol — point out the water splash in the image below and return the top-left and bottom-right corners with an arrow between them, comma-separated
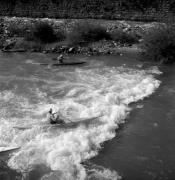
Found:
0,64 -> 160,180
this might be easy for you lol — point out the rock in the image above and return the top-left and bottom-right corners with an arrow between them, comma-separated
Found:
68,47 -> 75,53
31,49 -> 38,52
3,39 -> 16,50
62,45 -> 69,50
55,48 -> 64,53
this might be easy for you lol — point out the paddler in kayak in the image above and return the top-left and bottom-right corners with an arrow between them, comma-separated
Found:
57,54 -> 64,64
48,108 -> 65,124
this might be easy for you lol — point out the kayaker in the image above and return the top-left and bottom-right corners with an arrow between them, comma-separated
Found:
57,54 -> 64,64
48,108 -> 64,124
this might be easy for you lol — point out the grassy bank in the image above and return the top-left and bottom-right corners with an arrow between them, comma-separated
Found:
1,17 -> 143,55
141,24 -> 175,64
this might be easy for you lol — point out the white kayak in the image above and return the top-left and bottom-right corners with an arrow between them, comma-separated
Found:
13,115 -> 102,130
0,147 -> 20,155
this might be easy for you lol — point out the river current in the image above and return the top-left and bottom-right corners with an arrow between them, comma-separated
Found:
0,52 -> 161,180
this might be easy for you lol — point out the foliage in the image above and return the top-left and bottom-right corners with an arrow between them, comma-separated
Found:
27,22 -> 58,43
121,0 -> 162,12
141,25 -> 175,64
67,22 -> 111,46
0,0 -> 171,20
54,28 -> 66,41
110,30 -> 139,45
7,21 -> 30,37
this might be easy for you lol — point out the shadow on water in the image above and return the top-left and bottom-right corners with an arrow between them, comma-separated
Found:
0,160 -> 51,180
0,149 -> 50,180
91,64 -> 175,180
0,160 -> 22,180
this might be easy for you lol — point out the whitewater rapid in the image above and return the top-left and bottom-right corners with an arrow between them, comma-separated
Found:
0,61 -> 160,180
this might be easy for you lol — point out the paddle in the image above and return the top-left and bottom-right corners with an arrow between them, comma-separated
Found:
0,147 -> 20,156
64,113 -> 103,123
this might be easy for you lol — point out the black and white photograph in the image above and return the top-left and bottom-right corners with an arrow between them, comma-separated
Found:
0,0 -> 175,180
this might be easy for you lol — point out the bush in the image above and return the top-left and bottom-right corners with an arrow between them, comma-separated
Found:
27,22 -> 58,43
67,21 -> 111,46
110,30 -> 139,45
141,25 -> 175,64
55,28 -> 66,41
7,22 -> 30,37
7,24 -> 22,37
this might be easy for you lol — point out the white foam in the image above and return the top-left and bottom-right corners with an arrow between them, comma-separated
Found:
80,162 -> 122,180
0,65 -> 160,179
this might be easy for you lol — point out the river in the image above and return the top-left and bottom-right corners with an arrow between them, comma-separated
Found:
92,64 -> 175,180
0,51 -> 169,180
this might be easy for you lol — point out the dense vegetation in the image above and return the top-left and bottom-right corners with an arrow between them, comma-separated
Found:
27,22 -> 64,43
110,30 -> 138,45
141,25 -> 175,64
6,20 -> 138,52
67,22 -> 111,46
28,21 -> 138,46
0,0 -> 172,21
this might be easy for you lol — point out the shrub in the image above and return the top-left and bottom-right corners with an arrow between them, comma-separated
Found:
27,22 -> 58,43
141,25 -> 175,64
7,24 -> 22,37
55,28 -> 66,41
110,30 -> 139,45
67,21 -> 111,46
7,22 -> 30,37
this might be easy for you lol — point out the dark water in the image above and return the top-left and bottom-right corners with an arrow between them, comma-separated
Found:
92,64 -> 175,180
0,51 -> 173,180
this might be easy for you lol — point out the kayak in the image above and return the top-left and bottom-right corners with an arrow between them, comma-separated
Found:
0,147 -> 20,155
2,49 -> 26,53
13,115 -> 102,130
53,62 -> 86,66
40,62 -> 86,66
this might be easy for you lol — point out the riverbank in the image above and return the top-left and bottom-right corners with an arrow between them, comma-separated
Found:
0,17 -> 163,56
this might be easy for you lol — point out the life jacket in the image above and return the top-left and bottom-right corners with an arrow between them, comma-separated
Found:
49,113 -> 58,124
